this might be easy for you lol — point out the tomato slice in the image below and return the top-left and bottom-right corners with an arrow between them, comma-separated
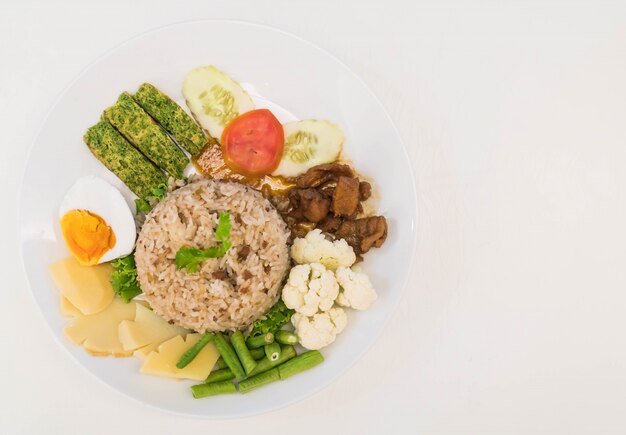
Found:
221,109 -> 284,177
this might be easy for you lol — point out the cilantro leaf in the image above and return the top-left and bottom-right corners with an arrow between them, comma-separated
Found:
175,247 -> 216,273
250,300 -> 294,337
175,212 -> 232,273
134,182 -> 169,216
110,254 -> 142,302
215,212 -> 231,242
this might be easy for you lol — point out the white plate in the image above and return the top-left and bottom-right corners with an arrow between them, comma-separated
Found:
18,20 -> 417,417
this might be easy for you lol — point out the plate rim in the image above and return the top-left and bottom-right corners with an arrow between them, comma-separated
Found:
17,18 -> 419,418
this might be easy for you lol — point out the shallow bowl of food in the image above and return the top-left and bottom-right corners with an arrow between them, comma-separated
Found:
18,20 -> 417,417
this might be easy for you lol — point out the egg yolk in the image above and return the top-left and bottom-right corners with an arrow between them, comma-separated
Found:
60,210 -> 116,266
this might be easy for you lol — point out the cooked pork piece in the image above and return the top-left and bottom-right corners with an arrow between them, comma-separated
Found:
332,176 -> 361,217
319,186 -> 336,199
238,245 -> 251,261
359,181 -> 372,201
212,270 -> 228,280
296,163 -> 354,188
317,216 -> 343,233
335,216 -> 388,256
288,188 -> 331,223
275,163 -> 387,259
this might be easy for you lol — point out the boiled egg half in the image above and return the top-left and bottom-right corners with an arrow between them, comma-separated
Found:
59,176 -> 136,265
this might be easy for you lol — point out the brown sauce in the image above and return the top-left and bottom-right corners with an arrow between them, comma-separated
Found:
192,142 -> 295,196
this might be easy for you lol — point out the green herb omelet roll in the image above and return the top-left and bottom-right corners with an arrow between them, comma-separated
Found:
84,121 -> 168,199
133,83 -> 209,157
103,92 -> 188,178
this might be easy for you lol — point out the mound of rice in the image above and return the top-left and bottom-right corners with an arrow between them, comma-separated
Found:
135,179 -> 290,332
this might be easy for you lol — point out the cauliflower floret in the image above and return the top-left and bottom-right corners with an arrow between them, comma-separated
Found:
335,267 -> 377,310
292,307 -> 348,350
291,229 -> 356,271
282,263 -> 339,316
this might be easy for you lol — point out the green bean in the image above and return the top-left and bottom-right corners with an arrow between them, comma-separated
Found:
176,333 -> 213,369
264,342 -> 281,362
205,368 -> 235,384
217,347 -> 265,369
231,330 -> 258,375
278,350 -> 324,380
191,380 -> 236,398
274,330 -> 299,345
238,368 -> 280,394
248,345 -> 296,377
212,333 -> 246,380
249,347 -> 265,360
246,332 -> 274,349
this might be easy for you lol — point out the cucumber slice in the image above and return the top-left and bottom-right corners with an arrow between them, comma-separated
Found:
272,120 -> 344,177
182,65 -> 255,140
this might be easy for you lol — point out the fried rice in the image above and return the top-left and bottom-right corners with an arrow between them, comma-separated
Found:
135,179 -> 290,332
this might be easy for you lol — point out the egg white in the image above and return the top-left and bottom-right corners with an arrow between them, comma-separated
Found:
59,176 -> 137,263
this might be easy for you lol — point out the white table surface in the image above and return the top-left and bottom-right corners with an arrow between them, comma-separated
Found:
2,1 -> 626,433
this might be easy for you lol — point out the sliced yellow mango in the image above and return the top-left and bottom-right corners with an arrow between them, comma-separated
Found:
141,334 -> 219,381
64,298 -> 137,357
59,296 -> 81,317
49,257 -> 114,315
118,304 -> 188,359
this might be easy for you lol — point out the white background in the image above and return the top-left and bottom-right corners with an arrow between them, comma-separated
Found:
2,1 -> 626,433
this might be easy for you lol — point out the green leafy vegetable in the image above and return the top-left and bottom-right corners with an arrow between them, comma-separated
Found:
134,198 -> 152,213
249,300 -> 294,337
215,211 -> 231,242
134,182 -> 171,215
150,183 -> 168,201
175,212 -> 232,273
110,254 -> 142,303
